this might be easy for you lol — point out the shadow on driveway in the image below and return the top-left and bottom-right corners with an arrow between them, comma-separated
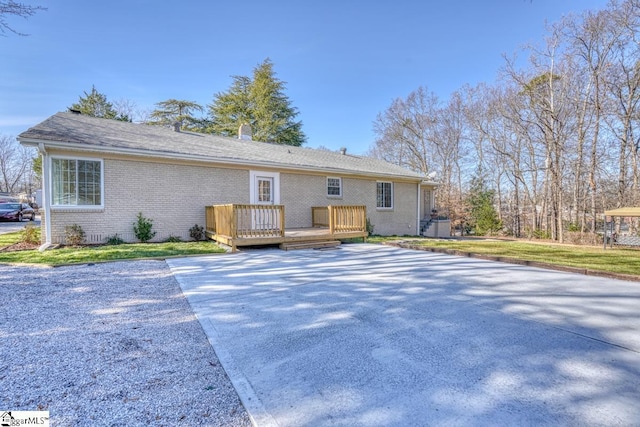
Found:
168,244 -> 640,426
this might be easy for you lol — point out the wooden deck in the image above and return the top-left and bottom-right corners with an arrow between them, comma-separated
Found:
205,204 -> 368,251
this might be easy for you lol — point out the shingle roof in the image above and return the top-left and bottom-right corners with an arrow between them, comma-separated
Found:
18,112 -> 426,181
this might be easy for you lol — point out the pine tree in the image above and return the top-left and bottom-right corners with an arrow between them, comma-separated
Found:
147,99 -> 204,131
208,59 -> 306,146
69,86 -> 130,121
208,76 -> 252,137
467,175 -> 502,236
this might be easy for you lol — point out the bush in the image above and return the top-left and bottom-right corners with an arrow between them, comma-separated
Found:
565,231 -> 603,246
21,223 -> 40,245
532,229 -> 551,240
165,235 -> 182,243
567,222 -> 581,232
64,224 -> 86,246
366,217 -> 375,235
189,224 -> 205,241
105,233 -> 125,245
133,212 -> 156,243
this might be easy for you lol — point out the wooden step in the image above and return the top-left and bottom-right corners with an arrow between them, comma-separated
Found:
279,240 -> 341,251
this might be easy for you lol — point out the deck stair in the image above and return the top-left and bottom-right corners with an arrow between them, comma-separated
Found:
279,240 -> 341,251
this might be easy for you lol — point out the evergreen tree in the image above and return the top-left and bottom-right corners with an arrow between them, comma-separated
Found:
69,86 -> 130,121
208,59 -> 306,146
208,76 -> 252,137
147,99 -> 204,131
32,155 -> 41,179
467,175 -> 502,236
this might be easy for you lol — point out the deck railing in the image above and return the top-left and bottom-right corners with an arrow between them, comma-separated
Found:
206,204 -> 285,239
311,205 -> 367,234
329,205 -> 367,233
312,206 -> 329,227
207,204 -> 366,241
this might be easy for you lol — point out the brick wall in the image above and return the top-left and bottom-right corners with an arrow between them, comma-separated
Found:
46,153 -> 420,243
281,173 -> 419,235
48,156 -> 249,244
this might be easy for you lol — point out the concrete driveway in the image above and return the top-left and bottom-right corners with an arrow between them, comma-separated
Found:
167,244 -> 640,426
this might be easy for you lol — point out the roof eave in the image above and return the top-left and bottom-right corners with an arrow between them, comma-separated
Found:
19,137 -> 425,182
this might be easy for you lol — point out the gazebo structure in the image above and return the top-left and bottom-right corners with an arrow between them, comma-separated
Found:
603,207 -> 640,249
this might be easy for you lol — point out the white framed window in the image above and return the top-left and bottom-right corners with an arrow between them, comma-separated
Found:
327,177 -> 342,197
51,156 -> 103,208
376,181 -> 393,209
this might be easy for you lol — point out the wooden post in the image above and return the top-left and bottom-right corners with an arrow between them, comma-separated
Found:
230,204 -> 237,239
280,205 -> 285,237
328,205 -> 335,234
610,216 -> 614,249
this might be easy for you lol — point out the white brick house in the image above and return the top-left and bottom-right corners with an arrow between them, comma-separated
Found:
19,112 -> 443,245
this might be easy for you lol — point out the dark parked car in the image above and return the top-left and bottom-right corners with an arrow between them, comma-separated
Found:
0,202 -> 36,222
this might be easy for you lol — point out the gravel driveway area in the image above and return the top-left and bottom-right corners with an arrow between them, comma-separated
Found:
0,260 -> 251,427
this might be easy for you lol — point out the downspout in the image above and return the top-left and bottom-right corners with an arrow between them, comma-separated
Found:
38,143 -> 53,251
416,183 -> 421,236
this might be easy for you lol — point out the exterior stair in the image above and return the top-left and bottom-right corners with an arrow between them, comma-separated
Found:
279,240 -> 342,251
420,219 -> 433,236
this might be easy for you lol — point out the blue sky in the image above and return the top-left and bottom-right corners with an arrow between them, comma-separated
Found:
1,0 -> 609,154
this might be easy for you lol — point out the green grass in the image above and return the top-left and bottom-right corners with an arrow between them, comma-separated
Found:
0,231 -> 21,247
0,231 -> 226,266
368,235 -> 640,277
2,229 -> 639,277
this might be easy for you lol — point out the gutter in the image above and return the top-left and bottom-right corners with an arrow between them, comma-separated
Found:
37,143 -> 53,251
18,137 -> 426,183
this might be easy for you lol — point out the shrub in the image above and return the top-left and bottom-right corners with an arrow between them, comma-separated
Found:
366,217 -> 375,235
105,233 -> 125,245
565,231 -> 602,246
165,235 -> 182,243
133,212 -> 156,243
189,224 -> 205,241
64,224 -> 86,246
21,223 -> 40,245
567,222 -> 581,232
532,229 -> 551,240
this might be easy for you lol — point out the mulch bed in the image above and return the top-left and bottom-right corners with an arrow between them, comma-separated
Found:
0,242 -> 40,252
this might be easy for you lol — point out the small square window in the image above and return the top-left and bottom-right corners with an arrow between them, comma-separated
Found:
327,177 -> 342,197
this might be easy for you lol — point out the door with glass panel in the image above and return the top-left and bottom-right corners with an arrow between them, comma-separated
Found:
253,175 -> 279,230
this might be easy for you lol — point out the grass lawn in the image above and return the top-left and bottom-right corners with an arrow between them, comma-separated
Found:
2,228 -> 639,278
0,230 -> 226,266
368,235 -> 640,278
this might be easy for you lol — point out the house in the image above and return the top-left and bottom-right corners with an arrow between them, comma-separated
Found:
18,111 -> 447,247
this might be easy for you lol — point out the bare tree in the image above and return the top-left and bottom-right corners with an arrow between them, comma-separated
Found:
113,98 -> 147,123
368,0 -> 640,241
0,134 -> 34,194
0,1 -> 46,36
370,86 -> 440,175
